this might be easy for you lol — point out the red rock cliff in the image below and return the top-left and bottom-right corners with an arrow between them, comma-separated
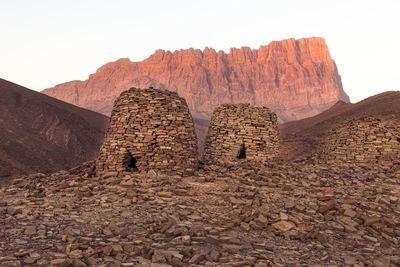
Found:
43,37 -> 349,123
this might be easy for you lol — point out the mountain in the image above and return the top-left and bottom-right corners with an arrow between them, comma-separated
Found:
280,91 -> 400,161
42,37 -> 349,123
0,78 -> 109,179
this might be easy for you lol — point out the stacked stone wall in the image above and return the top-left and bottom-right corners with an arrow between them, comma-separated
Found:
322,117 -> 400,168
96,88 -> 198,175
203,103 -> 280,165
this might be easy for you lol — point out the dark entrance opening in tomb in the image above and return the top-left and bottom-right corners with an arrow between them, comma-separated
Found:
237,144 -> 246,159
123,152 -> 139,172
397,137 -> 400,143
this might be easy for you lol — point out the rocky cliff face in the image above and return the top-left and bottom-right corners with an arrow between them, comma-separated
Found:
43,37 -> 349,123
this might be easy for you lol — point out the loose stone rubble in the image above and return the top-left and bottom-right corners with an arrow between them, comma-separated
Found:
96,88 -> 198,176
203,103 -> 280,165
322,117 -> 400,169
1,159 -> 399,266
1,100 -> 400,266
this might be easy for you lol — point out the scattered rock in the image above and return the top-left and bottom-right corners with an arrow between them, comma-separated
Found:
1,157 -> 399,266
271,221 -> 295,233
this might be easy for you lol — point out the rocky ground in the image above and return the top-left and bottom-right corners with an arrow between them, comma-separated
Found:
1,160 -> 399,266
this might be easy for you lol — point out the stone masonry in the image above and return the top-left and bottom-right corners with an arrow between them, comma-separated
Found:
322,117 -> 400,168
96,87 -> 198,175
202,103 -> 280,165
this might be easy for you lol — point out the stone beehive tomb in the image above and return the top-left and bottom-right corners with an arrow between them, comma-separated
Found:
96,87 -> 198,175
202,103 -> 280,164
322,117 -> 400,167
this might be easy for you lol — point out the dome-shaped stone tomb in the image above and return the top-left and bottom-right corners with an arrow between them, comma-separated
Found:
203,103 -> 281,165
96,87 -> 198,175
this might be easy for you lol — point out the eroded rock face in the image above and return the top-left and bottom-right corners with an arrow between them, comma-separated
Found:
42,37 -> 349,123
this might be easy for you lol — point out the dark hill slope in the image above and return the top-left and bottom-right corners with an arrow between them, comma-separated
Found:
0,78 -> 109,179
280,91 -> 400,161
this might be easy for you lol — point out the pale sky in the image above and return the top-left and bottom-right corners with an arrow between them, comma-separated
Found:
1,0 -> 399,103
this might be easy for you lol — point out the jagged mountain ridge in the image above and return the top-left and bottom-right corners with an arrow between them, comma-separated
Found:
42,37 -> 349,123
